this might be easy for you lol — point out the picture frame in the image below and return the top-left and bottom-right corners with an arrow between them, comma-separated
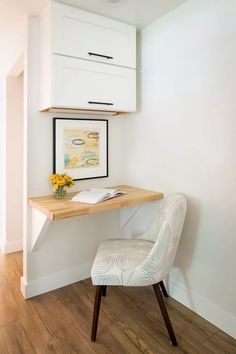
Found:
53,118 -> 108,181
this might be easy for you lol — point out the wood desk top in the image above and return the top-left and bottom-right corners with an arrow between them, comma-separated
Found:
28,185 -> 164,221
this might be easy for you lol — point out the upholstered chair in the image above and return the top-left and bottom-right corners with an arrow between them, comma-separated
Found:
91,194 -> 187,346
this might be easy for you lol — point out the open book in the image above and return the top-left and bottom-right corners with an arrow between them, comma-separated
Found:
71,188 -> 127,204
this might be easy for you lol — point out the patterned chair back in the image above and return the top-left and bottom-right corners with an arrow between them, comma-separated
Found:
125,194 -> 187,286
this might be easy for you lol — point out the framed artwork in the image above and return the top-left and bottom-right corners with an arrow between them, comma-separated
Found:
53,118 -> 108,181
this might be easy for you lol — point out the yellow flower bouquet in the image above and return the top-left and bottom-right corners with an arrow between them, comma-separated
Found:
50,173 -> 75,199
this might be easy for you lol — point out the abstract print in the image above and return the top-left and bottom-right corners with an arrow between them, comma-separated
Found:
64,128 -> 100,170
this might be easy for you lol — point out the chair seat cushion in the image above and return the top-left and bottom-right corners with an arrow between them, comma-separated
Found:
91,239 -> 154,286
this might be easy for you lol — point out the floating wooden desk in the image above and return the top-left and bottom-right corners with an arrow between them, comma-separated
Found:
29,185 -> 164,221
29,185 -> 163,250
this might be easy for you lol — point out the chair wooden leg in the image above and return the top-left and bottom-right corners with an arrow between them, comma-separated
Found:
153,283 -> 177,346
91,286 -> 103,341
159,280 -> 168,297
102,285 -> 107,297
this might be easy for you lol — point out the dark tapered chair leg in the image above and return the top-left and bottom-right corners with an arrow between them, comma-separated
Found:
102,286 -> 107,297
159,280 -> 168,298
91,286 -> 103,341
153,283 -> 177,346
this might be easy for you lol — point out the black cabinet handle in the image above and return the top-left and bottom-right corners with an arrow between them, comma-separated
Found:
88,52 -> 113,60
88,101 -> 114,106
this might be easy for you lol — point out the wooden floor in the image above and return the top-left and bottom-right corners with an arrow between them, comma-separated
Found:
0,252 -> 236,354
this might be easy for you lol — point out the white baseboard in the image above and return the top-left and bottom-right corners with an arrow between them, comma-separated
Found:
169,279 -> 236,340
21,262 -> 93,299
1,239 -> 23,254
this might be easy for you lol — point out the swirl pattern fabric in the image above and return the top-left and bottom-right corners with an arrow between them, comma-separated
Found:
91,194 -> 187,286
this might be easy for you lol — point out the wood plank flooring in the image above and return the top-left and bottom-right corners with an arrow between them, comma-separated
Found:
0,251 -> 236,354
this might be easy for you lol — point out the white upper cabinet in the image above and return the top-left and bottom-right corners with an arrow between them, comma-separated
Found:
52,55 -> 136,112
40,1 -> 136,113
52,2 -> 136,69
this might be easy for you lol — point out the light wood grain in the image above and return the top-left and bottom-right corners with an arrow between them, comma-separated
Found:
40,107 -> 119,115
0,252 -> 236,353
28,185 -> 164,221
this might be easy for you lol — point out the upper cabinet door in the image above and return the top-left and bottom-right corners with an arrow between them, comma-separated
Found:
52,55 -> 136,112
52,2 -> 136,69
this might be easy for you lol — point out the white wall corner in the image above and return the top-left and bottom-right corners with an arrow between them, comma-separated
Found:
169,279 -> 236,340
21,262 -> 93,299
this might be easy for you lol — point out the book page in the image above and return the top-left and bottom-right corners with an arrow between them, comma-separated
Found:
90,188 -> 126,197
71,190 -> 108,204
71,188 -> 126,204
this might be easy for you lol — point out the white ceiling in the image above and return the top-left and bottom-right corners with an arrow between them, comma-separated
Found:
58,0 -> 188,28
0,0 -> 188,74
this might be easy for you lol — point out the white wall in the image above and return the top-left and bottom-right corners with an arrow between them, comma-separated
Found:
0,19 -> 26,76
3,73 -> 24,253
0,55 -> 24,254
22,17 -> 127,298
124,0 -> 236,338
0,77 -> 5,249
